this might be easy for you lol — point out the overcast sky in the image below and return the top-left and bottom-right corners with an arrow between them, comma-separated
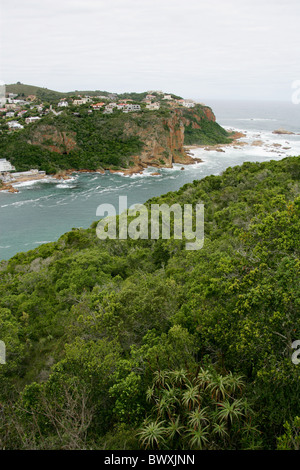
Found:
0,0 -> 299,101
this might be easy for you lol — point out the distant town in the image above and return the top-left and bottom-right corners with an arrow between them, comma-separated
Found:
0,83 -> 196,131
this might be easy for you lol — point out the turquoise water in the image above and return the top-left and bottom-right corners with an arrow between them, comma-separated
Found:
1,99 -> 300,261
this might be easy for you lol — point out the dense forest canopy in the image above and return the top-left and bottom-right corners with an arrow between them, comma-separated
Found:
0,155 -> 299,450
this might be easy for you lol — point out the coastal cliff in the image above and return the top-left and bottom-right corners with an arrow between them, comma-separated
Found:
0,104 -> 232,174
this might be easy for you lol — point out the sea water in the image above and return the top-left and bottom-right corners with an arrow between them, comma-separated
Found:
0,99 -> 299,261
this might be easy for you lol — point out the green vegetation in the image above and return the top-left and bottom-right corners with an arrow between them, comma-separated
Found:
181,106 -> 232,145
184,119 -> 232,145
6,83 -> 66,103
5,84 -> 176,103
6,83 -> 113,102
0,111 -> 145,173
0,155 -> 299,449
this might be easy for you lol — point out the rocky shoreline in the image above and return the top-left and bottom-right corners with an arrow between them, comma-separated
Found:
0,131 -> 248,191
0,173 -> 47,193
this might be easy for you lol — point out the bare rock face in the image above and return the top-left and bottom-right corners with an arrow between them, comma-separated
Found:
121,111 -> 187,169
123,108 -> 213,169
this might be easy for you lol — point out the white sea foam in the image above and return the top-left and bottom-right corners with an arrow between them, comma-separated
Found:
12,180 -> 43,188
12,177 -> 56,188
56,184 -> 77,189
123,172 -> 150,178
235,118 -> 277,122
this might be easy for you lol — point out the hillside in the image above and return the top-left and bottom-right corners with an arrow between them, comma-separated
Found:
5,83 -> 113,101
0,104 -> 232,174
5,83 -> 178,102
6,83 -> 67,102
0,155 -> 299,450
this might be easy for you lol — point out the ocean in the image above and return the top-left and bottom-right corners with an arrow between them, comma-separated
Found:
1,99 -> 300,261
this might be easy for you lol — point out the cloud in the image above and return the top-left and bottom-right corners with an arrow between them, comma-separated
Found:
1,0 -> 300,100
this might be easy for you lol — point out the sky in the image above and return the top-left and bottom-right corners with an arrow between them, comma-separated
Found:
0,0 -> 300,101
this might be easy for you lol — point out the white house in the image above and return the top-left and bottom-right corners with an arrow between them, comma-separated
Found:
25,116 -> 41,124
123,104 -> 141,113
182,100 -> 195,108
8,121 -> 24,129
103,103 -> 118,114
13,100 -> 29,106
163,94 -> 172,100
58,101 -> 68,107
73,98 -> 89,105
6,93 -> 17,103
5,111 -> 15,118
103,106 -> 113,114
146,102 -> 160,110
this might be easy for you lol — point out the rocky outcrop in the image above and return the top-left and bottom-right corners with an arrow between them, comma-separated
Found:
272,128 -> 295,135
0,182 -> 19,193
121,108 -> 211,170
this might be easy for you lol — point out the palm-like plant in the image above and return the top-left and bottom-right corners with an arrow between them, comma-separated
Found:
155,385 -> 180,418
161,384 -> 179,406
146,385 -> 156,403
153,370 -> 169,388
138,420 -> 166,449
187,426 -> 209,450
195,368 -> 213,390
241,419 -> 261,441
155,395 -> 171,418
169,369 -> 188,387
216,398 -> 245,425
212,421 -> 229,439
165,416 -> 184,440
140,368 -> 251,450
207,374 -> 228,400
187,407 -> 210,429
224,372 -> 245,396
182,384 -> 201,410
